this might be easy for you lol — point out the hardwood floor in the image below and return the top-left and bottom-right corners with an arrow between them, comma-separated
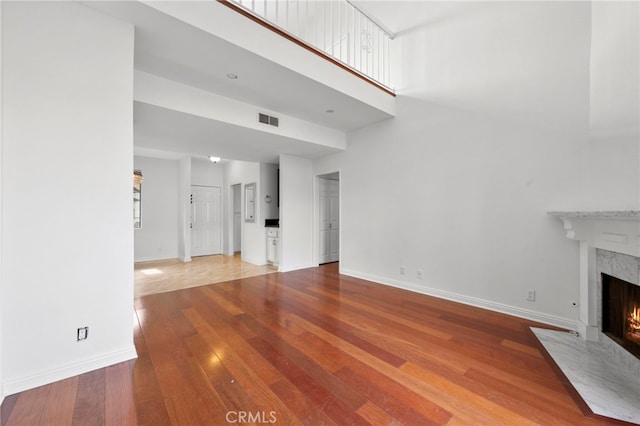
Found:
1,263 -> 622,425
134,254 -> 278,297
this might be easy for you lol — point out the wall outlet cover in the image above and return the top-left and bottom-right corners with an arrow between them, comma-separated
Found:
77,326 -> 89,341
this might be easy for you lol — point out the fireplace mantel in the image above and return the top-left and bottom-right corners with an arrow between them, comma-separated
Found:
548,210 -> 640,340
548,210 -> 640,257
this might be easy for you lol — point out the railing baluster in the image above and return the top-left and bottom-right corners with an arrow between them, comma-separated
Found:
338,1 -> 342,62
226,0 -> 394,91
377,26 -> 381,82
330,0 -> 334,56
358,11 -> 362,74
351,5 -> 355,66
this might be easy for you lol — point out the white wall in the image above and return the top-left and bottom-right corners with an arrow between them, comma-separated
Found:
397,2 -> 591,133
1,2 -> 136,395
0,1 -> 4,403
261,163 -> 279,220
315,1 -> 609,328
280,155 -> 314,272
192,157 -> 224,187
178,156 -> 192,261
223,161 -> 265,264
587,1 -> 640,210
133,156 -> 179,262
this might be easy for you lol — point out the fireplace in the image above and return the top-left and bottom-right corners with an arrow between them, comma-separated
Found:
542,211 -> 640,424
602,273 -> 640,359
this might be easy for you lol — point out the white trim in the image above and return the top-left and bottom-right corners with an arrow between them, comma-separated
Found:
279,263 -> 314,273
340,268 -> 578,331
240,255 -> 268,266
2,346 -> 137,397
0,0 -> 4,407
134,255 -> 180,263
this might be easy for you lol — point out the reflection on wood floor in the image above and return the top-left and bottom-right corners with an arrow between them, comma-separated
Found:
134,254 -> 278,298
2,263 -> 611,425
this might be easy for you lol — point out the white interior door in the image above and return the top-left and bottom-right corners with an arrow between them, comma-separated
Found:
191,185 -> 222,257
319,177 -> 339,264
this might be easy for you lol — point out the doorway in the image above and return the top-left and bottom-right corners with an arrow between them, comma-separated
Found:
190,185 -> 222,257
318,172 -> 340,264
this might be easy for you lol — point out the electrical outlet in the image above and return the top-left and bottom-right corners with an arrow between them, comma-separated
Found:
77,326 -> 89,341
400,266 -> 405,275
416,269 -> 423,279
526,290 -> 536,302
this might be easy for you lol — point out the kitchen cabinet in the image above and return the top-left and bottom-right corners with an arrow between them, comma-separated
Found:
266,227 -> 279,265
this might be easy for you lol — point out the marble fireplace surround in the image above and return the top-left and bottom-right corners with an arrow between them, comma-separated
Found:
537,211 -> 640,424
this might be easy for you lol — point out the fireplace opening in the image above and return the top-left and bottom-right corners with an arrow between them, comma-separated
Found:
602,273 -> 640,359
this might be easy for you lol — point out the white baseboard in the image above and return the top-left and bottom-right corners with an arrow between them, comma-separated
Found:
134,255 -> 178,263
279,263 -> 314,273
2,346 -> 138,397
340,268 -> 577,331
241,255 -> 268,266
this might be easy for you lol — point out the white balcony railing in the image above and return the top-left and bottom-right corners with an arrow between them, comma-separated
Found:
225,0 -> 395,92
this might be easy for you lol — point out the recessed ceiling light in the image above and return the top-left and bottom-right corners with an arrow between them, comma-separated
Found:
226,73 -> 238,79
209,156 -> 221,163
326,109 -> 335,113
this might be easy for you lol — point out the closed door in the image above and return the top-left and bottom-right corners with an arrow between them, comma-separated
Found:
191,186 -> 222,257
319,178 -> 339,264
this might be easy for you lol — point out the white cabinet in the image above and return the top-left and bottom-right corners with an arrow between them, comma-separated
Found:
266,227 -> 279,265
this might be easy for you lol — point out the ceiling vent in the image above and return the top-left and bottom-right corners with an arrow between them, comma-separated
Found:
258,112 -> 279,127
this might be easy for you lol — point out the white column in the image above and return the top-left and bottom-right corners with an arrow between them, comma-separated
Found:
579,241 -> 599,340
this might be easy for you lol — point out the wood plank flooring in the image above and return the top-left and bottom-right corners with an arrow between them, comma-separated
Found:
1,263 -> 622,425
134,254 -> 278,297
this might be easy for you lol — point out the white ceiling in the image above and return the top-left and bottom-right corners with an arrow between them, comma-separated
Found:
86,1 -> 394,163
134,102 -> 344,164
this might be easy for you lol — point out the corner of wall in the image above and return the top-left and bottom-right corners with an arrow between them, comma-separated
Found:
178,156 -> 192,260
0,0 -> 4,407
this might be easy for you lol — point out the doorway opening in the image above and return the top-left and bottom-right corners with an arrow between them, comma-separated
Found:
317,172 -> 340,265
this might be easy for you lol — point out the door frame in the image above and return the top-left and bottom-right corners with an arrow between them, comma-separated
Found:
313,171 -> 340,266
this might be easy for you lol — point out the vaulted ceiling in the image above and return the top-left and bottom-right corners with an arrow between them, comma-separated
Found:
87,1 -> 395,163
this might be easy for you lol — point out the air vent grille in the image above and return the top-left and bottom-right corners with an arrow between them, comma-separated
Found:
258,112 -> 279,127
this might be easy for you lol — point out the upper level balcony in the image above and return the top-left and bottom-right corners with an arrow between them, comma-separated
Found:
220,0 -> 395,95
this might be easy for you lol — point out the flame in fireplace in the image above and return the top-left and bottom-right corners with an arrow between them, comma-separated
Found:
629,306 -> 640,342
